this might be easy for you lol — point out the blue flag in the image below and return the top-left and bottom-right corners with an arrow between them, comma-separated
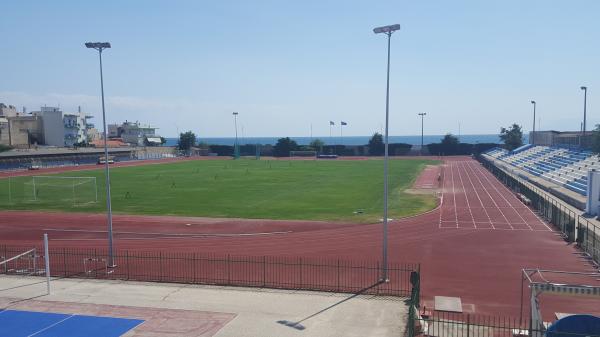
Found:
341,121 -> 347,126
329,121 -> 335,125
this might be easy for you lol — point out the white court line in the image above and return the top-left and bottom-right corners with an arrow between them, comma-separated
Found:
461,161 -> 497,229
28,315 -> 75,337
438,164 -> 446,229
44,228 -> 293,237
467,161 -> 534,230
470,161 -> 552,231
456,160 -> 477,228
440,220 -> 529,225
450,162 -> 459,228
463,159 -> 514,229
440,224 -> 550,231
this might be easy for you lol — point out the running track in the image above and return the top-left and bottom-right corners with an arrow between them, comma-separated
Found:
1,157 -> 599,319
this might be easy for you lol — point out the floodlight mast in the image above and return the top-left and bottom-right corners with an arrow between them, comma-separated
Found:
581,86 -> 587,145
85,41 -> 115,268
530,100 -> 536,145
233,112 -> 239,159
374,23 -> 400,282
418,113 -> 426,155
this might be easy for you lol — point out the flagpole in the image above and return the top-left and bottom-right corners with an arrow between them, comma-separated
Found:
329,122 -> 333,154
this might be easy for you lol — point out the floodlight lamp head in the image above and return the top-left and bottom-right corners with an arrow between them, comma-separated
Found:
373,24 -> 401,35
233,112 -> 238,115
581,86 -> 587,91
531,100 -> 536,104
85,42 -> 111,50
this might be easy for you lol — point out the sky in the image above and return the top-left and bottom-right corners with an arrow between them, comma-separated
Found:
0,0 -> 598,138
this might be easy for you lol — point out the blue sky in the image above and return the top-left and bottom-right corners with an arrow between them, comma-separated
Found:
0,0 -> 598,138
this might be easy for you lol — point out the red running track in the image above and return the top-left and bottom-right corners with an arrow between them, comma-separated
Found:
1,157 -> 598,319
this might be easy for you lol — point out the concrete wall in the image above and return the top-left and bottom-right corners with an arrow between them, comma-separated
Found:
7,116 -> 44,147
39,110 -> 64,146
0,119 -> 9,145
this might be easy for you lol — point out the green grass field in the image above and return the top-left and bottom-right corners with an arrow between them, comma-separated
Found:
0,158 -> 439,222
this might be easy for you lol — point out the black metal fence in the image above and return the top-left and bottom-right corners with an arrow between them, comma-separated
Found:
408,311 -> 600,337
479,155 -> 600,268
0,245 -> 418,297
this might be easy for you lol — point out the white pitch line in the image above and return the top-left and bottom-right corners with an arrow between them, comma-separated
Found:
470,161 -> 552,231
465,160 -> 513,229
44,228 -> 293,237
456,161 -> 479,229
450,162 -> 459,228
460,161 -> 495,229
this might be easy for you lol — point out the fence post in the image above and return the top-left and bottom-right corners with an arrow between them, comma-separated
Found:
467,314 -> 470,337
193,252 -> 197,283
262,256 -> 266,287
159,252 -> 163,282
227,254 -> 231,285
63,247 -> 67,277
299,257 -> 302,289
3,246 -> 6,273
126,250 -> 130,280
336,259 -> 340,292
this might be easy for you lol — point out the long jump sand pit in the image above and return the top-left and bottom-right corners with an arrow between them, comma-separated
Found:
0,275 -> 407,337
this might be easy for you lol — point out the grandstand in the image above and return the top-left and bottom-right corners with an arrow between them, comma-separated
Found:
484,145 -> 598,196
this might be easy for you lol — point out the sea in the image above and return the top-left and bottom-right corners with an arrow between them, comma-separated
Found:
164,134 -> 526,147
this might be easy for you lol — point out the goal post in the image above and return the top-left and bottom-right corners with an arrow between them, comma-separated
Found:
290,150 -> 317,159
30,176 -> 98,205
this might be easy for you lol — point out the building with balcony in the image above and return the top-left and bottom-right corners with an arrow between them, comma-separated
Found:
0,103 -> 18,117
109,120 -> 161,146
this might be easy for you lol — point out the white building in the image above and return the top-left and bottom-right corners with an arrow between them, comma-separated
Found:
109,121 -> 161,146
35,107 -> 64,146
0,103 -> 18,117
33,106 -> 94,147
63,107 -> 93,146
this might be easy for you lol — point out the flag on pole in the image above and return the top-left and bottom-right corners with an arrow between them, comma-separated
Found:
329,121 -> 335,126
341,121 -> 347,126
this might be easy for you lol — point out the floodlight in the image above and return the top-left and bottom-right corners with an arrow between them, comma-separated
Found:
581,86 -> 587,91
531,100 -> 536,104
85,42 -> 111,49
373,24 -> 401,34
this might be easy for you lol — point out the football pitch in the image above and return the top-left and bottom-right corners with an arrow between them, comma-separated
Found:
0,158 -> 439,222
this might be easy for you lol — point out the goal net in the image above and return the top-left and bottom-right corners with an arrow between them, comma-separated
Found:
290,151 -> 317,158
28,176 -> 98,205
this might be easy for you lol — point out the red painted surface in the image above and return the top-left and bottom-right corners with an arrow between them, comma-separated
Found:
412,164 -> 441,189
1,156 -> 598,319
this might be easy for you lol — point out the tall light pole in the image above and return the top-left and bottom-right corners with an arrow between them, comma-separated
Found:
581,86 -> 588,147
418,113 -> 426,155
530,100 -> 536,145
374,23 -> 400,282
233,112 -> 239,159
85,42 -> 115,267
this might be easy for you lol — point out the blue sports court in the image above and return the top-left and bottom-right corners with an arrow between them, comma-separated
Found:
0,309 -> 144,337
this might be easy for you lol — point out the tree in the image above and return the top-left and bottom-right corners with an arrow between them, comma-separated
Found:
309,139 -> 324,152
440,134 -> 459,155
591,124 -> 600,154
368,133 -> 384,156
273,137 -> 298,157
177,131 -> 196,151
499,124 -> 523,151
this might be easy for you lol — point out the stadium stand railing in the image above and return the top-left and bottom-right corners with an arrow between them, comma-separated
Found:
0,246 -> 418,297
479,155 -> 600,268
482,145 -> 599,196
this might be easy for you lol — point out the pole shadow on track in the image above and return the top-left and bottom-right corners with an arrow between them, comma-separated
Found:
276,280 -> 385,330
